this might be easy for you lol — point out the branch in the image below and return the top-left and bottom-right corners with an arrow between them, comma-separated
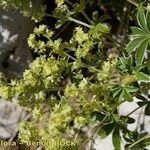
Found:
68,17 -> 91,28
127,0 -> 138,7
128,134 -> 150,149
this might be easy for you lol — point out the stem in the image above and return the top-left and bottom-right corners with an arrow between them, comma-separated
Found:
45,13 -> 92,28
128,134 -> 150,149
92,115 -> 109,135
68,17 -> 91,28
45,13 -> 57,18
53,21 -> 71,40
105,34 -> 121,46
126,105 -> 143,117
82,11 -> 94,24
66,0 -> 93,25
126,0 -> 138,7
65,0 -> 74,7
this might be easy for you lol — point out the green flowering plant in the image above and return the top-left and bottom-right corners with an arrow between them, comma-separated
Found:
0,0 -> 150,150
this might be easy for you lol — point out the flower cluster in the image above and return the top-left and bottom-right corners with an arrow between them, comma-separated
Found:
28,25 -> 54,53
55,0 -> 64,7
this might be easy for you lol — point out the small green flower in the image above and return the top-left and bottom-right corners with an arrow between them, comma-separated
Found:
74,27 -> 89,44
74,116 -> 87,129
65,84 -> 78,97
55,0 -> 64,7
34,25 -> 47,35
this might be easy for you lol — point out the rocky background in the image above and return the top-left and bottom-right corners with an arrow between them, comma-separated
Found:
0,9 -> 35,150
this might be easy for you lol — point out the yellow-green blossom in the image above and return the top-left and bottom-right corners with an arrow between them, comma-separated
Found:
74,116 -> 88,129
55,0 -> 64,7
28,34 -> 36,49
74,27 -> 89,44
34,25 -> 47,35
65,84 -> 78,97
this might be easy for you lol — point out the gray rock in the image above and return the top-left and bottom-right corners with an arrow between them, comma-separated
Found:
0,98 -> 25,139
0,10 -> 34,78
0,9 -> 34,140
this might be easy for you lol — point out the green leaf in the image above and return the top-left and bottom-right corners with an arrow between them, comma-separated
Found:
134,71 -> 150,81
137,7 -> 149,32
112,87 -> 123,98
112,114 -> 120,122
118,57 -> 128,69
145,103 -> 150,116
98,123 -> 116,139
99,14 -> 110,22
73,1 -> 85,13
135,39 -> 149,65
126,117 -> 135,124
89,23 -> 110,39
125,86 -> 139,93
133,65 -> 144,72
96,23 -> 110,33
124,89 -> 133,102
137,101 -> 147,107
89,26 -> 99,39
126,37 -> 145,53
136,95 -> 148,102
93,11 -> 99,22
131,27 -> 147,36
118,89 -> 125,101
90,111 -> 106,122
112,126 -> 121,150
146,9 -> 150,31
121,116 -> 135,124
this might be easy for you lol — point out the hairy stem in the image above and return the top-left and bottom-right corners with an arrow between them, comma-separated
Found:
128,134 -> 150,149
126,105 -> 144,117
127,0 -> 138,7
68,17 -> 91,28
82,11 -> 94,24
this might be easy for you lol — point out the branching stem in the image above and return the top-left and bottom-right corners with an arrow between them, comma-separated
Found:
128,134 -> 150,149
127,0 -> 138,7
68,17 -> 91,28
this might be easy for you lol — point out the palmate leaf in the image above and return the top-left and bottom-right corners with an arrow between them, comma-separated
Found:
126,7 -> 150,65
112,86 -> 139,102
124,89 -> 133,102
145,103 -> 150,116
126,37 -> 146,53
98,123 -> 116,139
89,23 -> 110,38
135,39 -> 149,65
112,87 -> 123,98
146,9 -> 150,30
112,126 -> 121,150
134,71 -> 150,81
137,7 -> 149,32
131,27 -> 147,36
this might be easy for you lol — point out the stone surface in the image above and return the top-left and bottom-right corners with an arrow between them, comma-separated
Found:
0,98 -> 25,139
0,9 -> 34,78
0,9 -> 34,141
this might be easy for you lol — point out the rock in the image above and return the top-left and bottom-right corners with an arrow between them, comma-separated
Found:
0,10 -> 34,78
0,9 -> 34,141
0,98 -> 25,139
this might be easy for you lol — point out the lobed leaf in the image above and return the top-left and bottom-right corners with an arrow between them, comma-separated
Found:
98,123 -> 116,139
131,27 -> 147,36
134,71 -> 150,81
124,89 -> 133,102
112,126 -> 121,150
137,7 -> 149,32
126,37 -> 146,54
135,39 -> 149,65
